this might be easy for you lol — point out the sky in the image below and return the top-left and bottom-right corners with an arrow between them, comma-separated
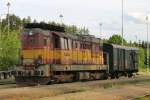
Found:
0,0 -> 150,42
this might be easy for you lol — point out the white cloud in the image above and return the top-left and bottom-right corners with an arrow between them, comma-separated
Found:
126,12 -> 150,24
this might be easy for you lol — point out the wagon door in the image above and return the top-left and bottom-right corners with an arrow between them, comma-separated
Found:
123,49 -> 126,71
113,48 -> 118,71
134,51 -> 139,71
124,50 -> 128,71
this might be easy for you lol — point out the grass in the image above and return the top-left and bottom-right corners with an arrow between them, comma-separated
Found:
101,78 -> 150,91
138,71 -> 150,76
0,87 -> 91,100
63,88 -> 89,94
133,95 -> 150,100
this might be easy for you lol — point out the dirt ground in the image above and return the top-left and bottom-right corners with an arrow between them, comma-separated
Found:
0,79 -> 150,100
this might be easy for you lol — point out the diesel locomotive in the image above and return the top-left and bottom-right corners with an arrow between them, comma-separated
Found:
14,23 -> 139,85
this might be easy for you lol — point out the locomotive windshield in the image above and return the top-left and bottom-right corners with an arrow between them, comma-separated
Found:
22,31 -> 37,47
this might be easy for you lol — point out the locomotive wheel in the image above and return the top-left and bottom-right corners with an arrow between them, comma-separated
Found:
115,73 -> 119,79
110,74 -> 115,79
102,73 -> 108,80
0,74 -> 4,80
53,74 -> 74,83
128,73 -> 133,78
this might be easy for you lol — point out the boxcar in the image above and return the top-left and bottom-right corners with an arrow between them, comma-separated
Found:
103,43 -> 138,78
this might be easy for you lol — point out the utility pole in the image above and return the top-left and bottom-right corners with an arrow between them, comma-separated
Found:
146,16 -> 149,72
121,0 -> 124,46
135,35 -> 138,47
7,2 -> 10,35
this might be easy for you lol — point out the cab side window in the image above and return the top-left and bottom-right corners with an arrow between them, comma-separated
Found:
64,38 -> 69,49
53,34 -> 60,49
44,38 -> 47,46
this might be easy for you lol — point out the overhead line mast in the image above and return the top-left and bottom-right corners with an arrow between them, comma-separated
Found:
121,0 -> 124,46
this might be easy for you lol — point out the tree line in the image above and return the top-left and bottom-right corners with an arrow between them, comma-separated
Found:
1,14 -> 89,35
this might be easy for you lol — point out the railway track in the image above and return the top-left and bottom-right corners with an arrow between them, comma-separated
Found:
38,75 -> 150,89
0,78 -> 16,89
0,75 -> 149,90
0,75 -> 149,100
0,76 -> 149,100
0,78 -> 15,85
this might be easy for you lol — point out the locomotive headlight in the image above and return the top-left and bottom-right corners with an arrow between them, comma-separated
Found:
29,31 -> 33,36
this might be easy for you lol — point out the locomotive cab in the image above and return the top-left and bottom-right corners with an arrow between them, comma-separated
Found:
15,28 -> 52,82
21,29 -> 51,67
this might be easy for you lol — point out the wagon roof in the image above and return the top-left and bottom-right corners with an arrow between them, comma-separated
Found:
111,44 -> 139,50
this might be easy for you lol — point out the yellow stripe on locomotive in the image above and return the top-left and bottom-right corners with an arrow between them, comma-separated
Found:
22,48 -> 104,65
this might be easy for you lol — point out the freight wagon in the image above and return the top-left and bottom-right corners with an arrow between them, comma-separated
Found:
103,43 -> 138,78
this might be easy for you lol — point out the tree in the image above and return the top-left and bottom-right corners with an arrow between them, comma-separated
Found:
1,14 -> 23,31
107,34 -> 127,45
47,22 -> 89,35
64,25 -> 89,35
33,19 -> 37,23
78,27 -> 89,35
139,48 -> 146,71
26,16 -> 32,23
22,16 -> 32,25
0,30 -> 20,70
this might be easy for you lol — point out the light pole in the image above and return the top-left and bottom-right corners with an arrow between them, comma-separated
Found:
146,16 -> 149,72
99,23 -> 103,39
7,2 -> 10,35
121,0 -> 124,46
59,14 -> 63,24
